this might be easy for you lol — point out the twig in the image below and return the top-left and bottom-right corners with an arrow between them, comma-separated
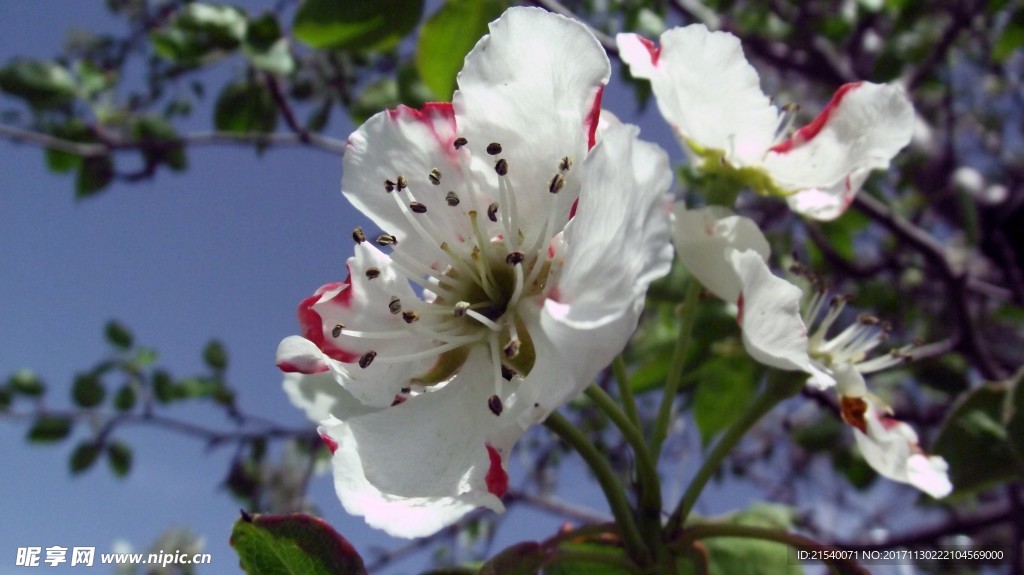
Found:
505,489 -> 612,525
834,506 -> 1013,550
0,123 -> 347,158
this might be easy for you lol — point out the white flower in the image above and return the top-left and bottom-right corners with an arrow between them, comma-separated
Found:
276,7 -> 673,538
617,25 -> 915,220
673,206 -> 951,496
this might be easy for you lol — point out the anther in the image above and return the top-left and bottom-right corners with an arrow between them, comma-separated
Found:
453,301 -> 470,317
352,227 -> 366,244
559,156 -> 572,171
384,179 -> 396,193
388,296 -> 402,315
376,233 -> 398,246
428,168 -> 441,186
487,202 -> 499,222
506,251 -> 525,265
365,267 -> 381,279
503,338 -> 521,359
402,310 -> 419,324
445,191 -> 460,206
487,142 -> 502,155
358,351 -> 377,369
858,314 -> 880,326
501,364 -> 516,381
549,173 -> 566,194
332,324 -> 343,338
410,201 -> 428,214
488,394 -> 503,416
495,159 -> 508,176
396,175 -> 408,191
454,137 -> 468,150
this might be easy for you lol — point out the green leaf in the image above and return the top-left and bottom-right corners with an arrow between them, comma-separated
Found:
177,376 -> 222,399
693,357 -> 757,446
933,382 -> 1023,495
133,116 -> 187,171
349,77 -> 399,124
113,384 -> 137,411
244,13 -> 295,75
107,442 -> 133,477
416,0 -> 504,99
479,542 -> 544,575
75,155 -> 115,198
153,369 -> 175,403
10,369 -> 45,397
27,416 -> 73,443
0,59 -> 77,108
72,373 -> 106,408
70,442 -> 102,474
151,3 -> 246,63
0,386 -> 11,411
203,340 -> 228,371
105,320 -> 134,350
214,81 -> 278,134
993,12 -> 1024,62
680,506 -> 804,575
45,120 -> 92,173
230,512 -> 367,575
293,0 -> 424,52
545,543 -> 634,575
1002,368 -> 1024,467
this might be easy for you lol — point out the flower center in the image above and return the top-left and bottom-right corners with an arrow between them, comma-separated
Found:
342,138 -> 573,415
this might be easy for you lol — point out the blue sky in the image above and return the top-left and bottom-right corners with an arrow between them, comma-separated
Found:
0,2 -> 693,573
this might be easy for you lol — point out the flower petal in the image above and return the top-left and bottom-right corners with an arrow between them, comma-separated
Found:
673,205 -> 770,302
838,366 -> 952,498
455,7 -> 609,229
763,82 -> 914,215
342,103 -> 469,265
551,123 -> 673,329
730,250 -> 834,387
618,27 -> 778,165
318,350 -> 522,538
276,335 -> 329,375
784,168 -> 871,221
283,371 -> 375,424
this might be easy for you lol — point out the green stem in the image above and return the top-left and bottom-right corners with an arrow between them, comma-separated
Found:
651,279 -> 702,457
544,411 -> 650,565
612,355 -> 641,427
666,373 -> 803,536
585,385 -> 664,558
675,524 -> 868,574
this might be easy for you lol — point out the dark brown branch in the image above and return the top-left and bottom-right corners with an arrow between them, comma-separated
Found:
834,506 -> 1013,550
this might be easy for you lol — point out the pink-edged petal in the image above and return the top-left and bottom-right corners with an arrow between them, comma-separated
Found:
282,371 -> 375,424
837,366 -> 952,498
730,250 -> 834,387
343,103 -> 471,265
276,335 -> 330,375
618,27 -> 778,165
454,7 -> 609,228
673,205 -> 770,302
763,82 -> 914,212
314,243 -> 437,408
550,123 -> 673,329
318,350 -> 523,538
785,168 -> 871,221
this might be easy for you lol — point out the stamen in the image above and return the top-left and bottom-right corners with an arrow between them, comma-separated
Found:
489,333 -> 504,406
506,251 -> 525,265
374,339 -> 476,364
445,191 -> 460,206
359,350 -> 377,368
332,324 -> 343,338
503,338 -> 520,359
402,310 -> 419,324
376,233 -> 398,246
501,364 -> 515,381
352,227 -> 366,244
773,103 -> 801,144
396,176 -> 408,191
488,394 -> 503,416
428,168 -> 441,186
466,309 -> 502,331
495,159 -> 508,176
454,137 -> 468,150
384,180 -> 396,193
389,296 -> 402,315
559,156 -> 572,171
410,201 -> 428,214
487,202 -> 499,222
549,173 -> 566,194
487,142 -> 503,155
453,302 -> 471,317
365,267 -> 381,280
